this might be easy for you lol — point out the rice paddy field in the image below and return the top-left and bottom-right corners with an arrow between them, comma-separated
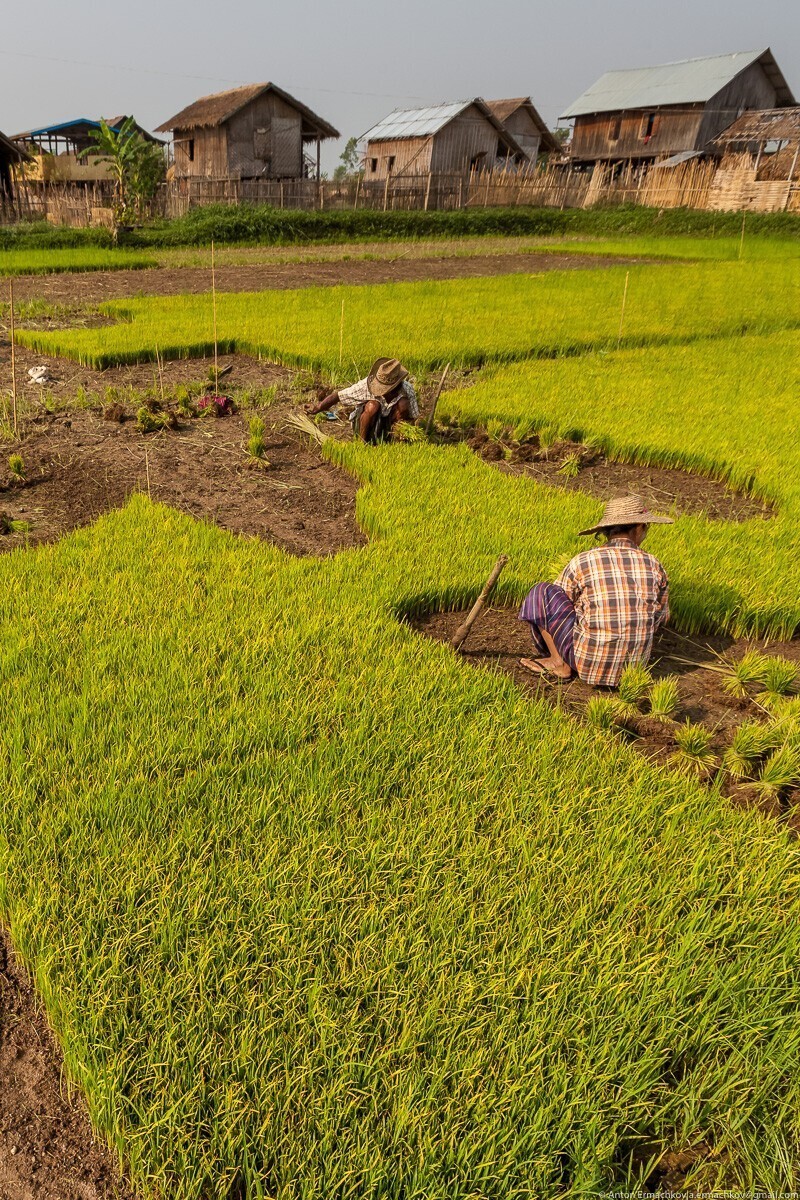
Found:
0,247 -> 157,275
3,229 -> 800,1196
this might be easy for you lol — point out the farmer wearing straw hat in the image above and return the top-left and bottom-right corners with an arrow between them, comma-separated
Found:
306,358 -> 418,443
518,495 -> 672,687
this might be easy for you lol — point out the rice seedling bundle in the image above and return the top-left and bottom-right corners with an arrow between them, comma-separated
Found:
4,497 -> 800,1195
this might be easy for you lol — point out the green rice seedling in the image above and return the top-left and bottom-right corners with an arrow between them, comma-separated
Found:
647,676 -> 680,722
512,417 -> 535,444
720,650 -> 768,698
753,745 -> 800,798
537,424 -> 559,454
247,416 -> 269,467
557,451 -> 582,478
175,387 -> 198,419
0,248 -> 157,276
7,453 -> 25,481
671,720 -> 718,776
762,656 -> 798,697
135,405 -> 174,434
584,694 -> 619,731
617,663 -> 654,706
722,720 -> 782,779
392,420 -> 426,443
485,418 -> 506,443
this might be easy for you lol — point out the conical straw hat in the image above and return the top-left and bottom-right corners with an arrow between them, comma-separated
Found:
579,493 -> 674,536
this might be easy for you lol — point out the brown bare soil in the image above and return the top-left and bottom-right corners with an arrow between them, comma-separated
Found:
412,606 -> 800,828
0,928 -> 136,1200
7,251 -> 643,305
464,430 -> 773,523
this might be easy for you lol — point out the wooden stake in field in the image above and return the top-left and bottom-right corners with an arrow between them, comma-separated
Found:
451,555 -> 509,651
339,298 -> 345,367
616,270 -> 630,350
8,279 -> 18,436
738,211 -> 747,260
425,362 -> 451,435
155,343 -> 165,404
211,238 -> 219,389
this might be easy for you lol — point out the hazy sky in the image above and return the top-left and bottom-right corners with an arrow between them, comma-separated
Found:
3,0 -> 799,171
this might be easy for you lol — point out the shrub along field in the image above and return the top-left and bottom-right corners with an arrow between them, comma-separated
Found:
4,238 -> 800,1195
14,258 -> 800,369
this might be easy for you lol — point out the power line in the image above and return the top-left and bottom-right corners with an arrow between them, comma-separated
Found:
0,47 -> 430,103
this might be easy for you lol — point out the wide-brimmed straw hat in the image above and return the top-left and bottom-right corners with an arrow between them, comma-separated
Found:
367,357 -> 409,397
579,493 -> 674,536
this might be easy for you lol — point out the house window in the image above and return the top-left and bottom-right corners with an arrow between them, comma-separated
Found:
641,113 -> 657,140
187,138 -> 195,162
370,158 -> 378,172
609,116 -> 621,142
387,155 -> 396,172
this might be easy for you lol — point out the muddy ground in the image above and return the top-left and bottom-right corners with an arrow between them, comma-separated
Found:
0,929 -> 136,1200
6,250 -> 644,306
413,606 -> 800,828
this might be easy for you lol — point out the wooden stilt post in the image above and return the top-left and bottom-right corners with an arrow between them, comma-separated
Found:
451,555 -> 509,651
383,171 -> 391,212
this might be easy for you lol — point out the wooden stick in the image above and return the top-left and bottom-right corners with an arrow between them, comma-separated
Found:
424,362 -> 451,434
738,211 -> 746,260
339,298 -> 345,367
451,555 -> 509,651
8,279 -> 17,435
211,238 -> 218,389
616,270 -> 630,350
155,343 -> 165,404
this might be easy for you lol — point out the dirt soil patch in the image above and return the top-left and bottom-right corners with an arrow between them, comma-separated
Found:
0,354 -> 363,558
465,430 -> 773,523
413,606 -> 800,826
0,928 -> 137,1200
8,251 -> 646,306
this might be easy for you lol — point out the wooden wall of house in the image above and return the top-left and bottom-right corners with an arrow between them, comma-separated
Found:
571,104 -> 705,161
696,62 -> 779,150
226,92 -> 303,179
363,137 -> 433,180
430,107 -> 502,172
171,126 -> 227,179
501,109 -> 541,163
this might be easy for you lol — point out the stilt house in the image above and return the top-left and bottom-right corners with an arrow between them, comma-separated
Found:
485,98 -> 559,160
156,84 -> 339,181
0,130 -> 28,198
13,117 -> 161,184
560,49 -> 796,166
361,99 -> 526,180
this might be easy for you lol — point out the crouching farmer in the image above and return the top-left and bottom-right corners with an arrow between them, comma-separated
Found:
518,494 -> 672,686
306,357 -> 417,443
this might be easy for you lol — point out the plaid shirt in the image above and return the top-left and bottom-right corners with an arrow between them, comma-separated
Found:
556,536 -> 669,687
337,377 -> 419,420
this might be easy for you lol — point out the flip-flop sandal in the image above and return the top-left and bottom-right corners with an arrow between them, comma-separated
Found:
519,657 -> 571,680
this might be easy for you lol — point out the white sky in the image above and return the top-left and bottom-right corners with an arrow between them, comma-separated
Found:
2,0 -> 798,172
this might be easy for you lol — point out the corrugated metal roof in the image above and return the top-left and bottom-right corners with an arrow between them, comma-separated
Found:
649,149 -> 703,168
561,49 -> 790,118
362,101 -> 473,142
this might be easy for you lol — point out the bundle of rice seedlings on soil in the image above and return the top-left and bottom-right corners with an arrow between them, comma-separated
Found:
618,663 -> 654,706
585,695 -> 620,732
284,410 -> 329,446
647,676 -> 680,722
753,745 -> 800,799
671,721 -> 718,777
722,720 -> 782,780
557,452 -> 582,478
7,454 -> 25,482
762,656 -> 798,697
485,418 -> 506,443
720,650 -> 768,698
247,416 -> 270,468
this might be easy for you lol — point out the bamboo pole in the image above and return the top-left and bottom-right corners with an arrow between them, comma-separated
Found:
451,555 -> 509,651
211,239 -> 219,389
616,270 -> 630,349
338,298 -> 345,367
424,362 -> 451,435
738,211 -> 746,260
8,279 -> 17,436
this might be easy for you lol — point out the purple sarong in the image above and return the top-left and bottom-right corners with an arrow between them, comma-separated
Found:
518,583 -> 577,669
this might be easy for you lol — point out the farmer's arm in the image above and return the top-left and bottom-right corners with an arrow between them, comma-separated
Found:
654,570 -> 670,630
306,390 -> 340,415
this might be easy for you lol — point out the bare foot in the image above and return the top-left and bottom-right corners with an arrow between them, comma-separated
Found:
520,656 -> 572,680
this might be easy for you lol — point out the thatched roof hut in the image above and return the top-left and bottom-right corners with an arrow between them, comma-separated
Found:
156,83 -> 339,180
485,98 -> 560,157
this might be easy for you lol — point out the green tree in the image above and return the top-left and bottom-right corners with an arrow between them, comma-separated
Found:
333,137 -> 362,180
81,118 -> 166,233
